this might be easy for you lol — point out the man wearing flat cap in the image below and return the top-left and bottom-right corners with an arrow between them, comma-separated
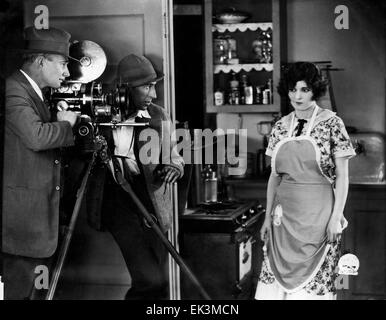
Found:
2,26 -> 78,299
87,54 -> 184,300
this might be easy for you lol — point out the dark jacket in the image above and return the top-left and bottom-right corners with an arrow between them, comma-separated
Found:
86,103 -> 184,232
2,70 -> 74,258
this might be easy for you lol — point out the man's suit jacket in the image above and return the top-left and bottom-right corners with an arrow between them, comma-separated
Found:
2,70 -> 74,258
87,103 -> 184,232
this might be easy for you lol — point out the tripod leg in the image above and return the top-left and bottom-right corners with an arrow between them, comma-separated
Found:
110,169 -> 211,300
45,153 -> 96,300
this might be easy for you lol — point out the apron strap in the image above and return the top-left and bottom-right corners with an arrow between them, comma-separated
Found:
288,113 -> 296,137
306,103 -> 319,136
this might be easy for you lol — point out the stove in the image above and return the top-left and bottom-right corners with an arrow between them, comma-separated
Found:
180,200 -> 265,300
180,200 -> 265,233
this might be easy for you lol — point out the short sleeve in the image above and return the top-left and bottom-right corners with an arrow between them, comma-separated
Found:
265,121 -> 282,157
330,116 -> 356,159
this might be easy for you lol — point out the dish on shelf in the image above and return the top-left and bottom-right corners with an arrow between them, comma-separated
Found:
215,7 -> 250,24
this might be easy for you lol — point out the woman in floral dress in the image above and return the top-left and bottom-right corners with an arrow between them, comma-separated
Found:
255,62 -> 356,300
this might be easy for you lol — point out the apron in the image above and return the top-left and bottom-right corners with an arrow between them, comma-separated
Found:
266,105 -> 334,292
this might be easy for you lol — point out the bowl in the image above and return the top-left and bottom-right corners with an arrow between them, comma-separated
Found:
215,8 -> 250,24
216,15 -> 248,24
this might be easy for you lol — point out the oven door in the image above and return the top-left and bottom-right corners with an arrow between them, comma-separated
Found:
180,214 -> 263,300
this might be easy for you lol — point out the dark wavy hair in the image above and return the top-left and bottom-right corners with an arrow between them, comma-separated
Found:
277,62 -> 328,101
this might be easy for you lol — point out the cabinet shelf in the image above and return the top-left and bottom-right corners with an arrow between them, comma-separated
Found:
204,0 -> 285,115
212,22 -> 273,33
208,104 -> 280,113
214,63 -> 273,74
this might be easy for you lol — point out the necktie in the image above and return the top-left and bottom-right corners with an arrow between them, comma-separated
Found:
295,119 -> 307,137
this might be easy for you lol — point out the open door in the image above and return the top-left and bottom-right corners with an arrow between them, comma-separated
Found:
23,0 -> 179,299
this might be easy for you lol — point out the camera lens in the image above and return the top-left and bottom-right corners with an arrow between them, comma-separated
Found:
78,125 -> 90,137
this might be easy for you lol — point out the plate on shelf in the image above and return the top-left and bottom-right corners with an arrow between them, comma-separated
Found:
215,7 -> 250,24
216,15 -> 248,24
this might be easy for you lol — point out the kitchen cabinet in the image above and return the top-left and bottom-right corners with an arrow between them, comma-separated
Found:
204,0 -> 286,114
338,184 -> 386,300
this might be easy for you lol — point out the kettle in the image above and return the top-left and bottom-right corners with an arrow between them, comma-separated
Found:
202,165 -> 218,202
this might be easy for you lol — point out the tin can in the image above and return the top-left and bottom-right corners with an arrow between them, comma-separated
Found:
244,86 -> 253,104
214,89 -> 224,106
263,89 -> 270,104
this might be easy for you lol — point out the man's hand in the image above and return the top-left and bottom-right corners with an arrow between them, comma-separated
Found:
156,165 -> 180,184
56,100 -> 69,111
57,110 -> 78,127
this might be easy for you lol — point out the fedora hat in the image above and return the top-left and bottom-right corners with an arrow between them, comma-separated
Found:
117,54 -> 164,87
22,26 -> 72,58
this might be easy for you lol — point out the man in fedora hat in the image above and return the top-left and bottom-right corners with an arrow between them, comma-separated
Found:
86,54 -> 184,300
2,26 -> 78,299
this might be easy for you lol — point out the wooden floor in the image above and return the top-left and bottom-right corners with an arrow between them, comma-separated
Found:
53,206 -> 131,300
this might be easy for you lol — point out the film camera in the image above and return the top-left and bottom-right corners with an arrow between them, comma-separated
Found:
47,40 -> 144,153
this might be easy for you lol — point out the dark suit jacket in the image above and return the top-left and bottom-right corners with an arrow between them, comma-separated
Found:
86,103 -> 184,232
2,70 -> 74,258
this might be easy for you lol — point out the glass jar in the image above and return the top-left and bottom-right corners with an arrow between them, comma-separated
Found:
213,36 -> 228,64
225,35 -> 237,60
252,29 -> 273,63
204,172 -> 218,202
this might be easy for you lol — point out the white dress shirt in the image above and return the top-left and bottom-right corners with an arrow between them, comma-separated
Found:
110,109 -> 151,180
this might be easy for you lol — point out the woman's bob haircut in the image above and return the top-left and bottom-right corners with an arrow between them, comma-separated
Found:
277,62 -> 329,101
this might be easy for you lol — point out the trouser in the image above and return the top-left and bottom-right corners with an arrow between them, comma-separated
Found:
2,252 -> 51,300
103,174 -> 169,300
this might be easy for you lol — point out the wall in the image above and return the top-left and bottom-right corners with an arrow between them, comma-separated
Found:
217,0 -> 385,160
286,0 -> 385,133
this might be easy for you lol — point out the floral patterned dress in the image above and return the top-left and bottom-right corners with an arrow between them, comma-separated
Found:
255,107 -> 356,300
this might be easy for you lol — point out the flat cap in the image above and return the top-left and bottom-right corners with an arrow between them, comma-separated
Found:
117,54 -> 163,87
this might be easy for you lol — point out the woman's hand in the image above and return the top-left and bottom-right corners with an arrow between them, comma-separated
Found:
326,216 -> 346,243
328,157 -> 349,243
260,216 -> 272,242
